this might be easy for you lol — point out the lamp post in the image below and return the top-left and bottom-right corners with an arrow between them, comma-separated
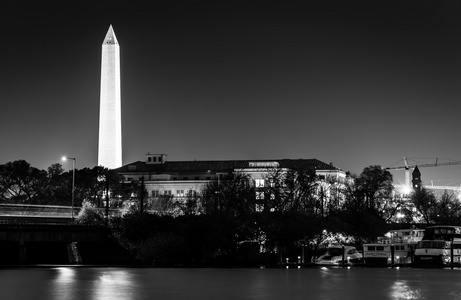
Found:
62,156 -> 76,219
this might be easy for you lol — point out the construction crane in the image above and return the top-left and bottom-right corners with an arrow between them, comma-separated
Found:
385,157 -> 461,193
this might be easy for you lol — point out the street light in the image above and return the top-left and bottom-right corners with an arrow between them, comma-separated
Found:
62,156 -> 76,219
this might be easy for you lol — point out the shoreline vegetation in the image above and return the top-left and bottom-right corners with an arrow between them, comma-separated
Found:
2,210 -> 411,267
2,161 -> 461,266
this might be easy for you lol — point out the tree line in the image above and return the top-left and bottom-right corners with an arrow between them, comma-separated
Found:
2,159 -> 461,266
0,159 -> 137,207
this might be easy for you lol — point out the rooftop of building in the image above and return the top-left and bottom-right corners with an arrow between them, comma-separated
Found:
116,157 -> 342,174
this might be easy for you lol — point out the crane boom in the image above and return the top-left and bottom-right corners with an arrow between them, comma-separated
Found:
393,184 -> 461,191
385,160 -> 461,171
385,157 -> 461,191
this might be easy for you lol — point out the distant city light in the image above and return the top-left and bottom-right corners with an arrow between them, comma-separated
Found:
402,185 -> 412,195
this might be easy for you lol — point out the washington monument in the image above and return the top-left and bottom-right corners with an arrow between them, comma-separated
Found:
98,25 -> 122,169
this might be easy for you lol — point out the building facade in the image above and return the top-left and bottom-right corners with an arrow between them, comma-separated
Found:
116,153 -> 351,212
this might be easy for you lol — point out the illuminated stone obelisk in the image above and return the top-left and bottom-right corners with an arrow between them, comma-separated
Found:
98,25 -> 122,169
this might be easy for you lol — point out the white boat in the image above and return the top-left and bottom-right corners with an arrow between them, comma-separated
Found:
315,245 -> 362,266
414,225 -> 461,268
363,228 -> 424,267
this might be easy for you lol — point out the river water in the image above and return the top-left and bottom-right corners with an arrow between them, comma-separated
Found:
1,267 -> 461,299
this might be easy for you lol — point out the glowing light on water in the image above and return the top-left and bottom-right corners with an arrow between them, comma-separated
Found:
91,270 -> 137,300
6,267 -> 461,299
390,280 -> 422,299
52,267 -> 77,299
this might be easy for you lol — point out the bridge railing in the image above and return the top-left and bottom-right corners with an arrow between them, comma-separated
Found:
0,215 -> 75,225
0,203 -> 123,225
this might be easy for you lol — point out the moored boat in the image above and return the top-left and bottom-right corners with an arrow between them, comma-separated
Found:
414,225 -> 461,268
315,245 -> 362,266
363,228 -> 424,267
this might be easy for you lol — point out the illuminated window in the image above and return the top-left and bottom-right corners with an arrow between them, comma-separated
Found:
177,190 -> 184,197
255,179 -> 265,188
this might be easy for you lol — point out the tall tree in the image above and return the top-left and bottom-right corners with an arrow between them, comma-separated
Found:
262,168 -> 319,215
40,163 -> 68,205
282,169 -> 319,215
73,167 -> 105,207
432,191 -> 461,225
356,165 -> 393,211
410,187 -> 436,224
201,172 -> 255,216
70,166 -> 130,208
0,160 -> 48,203
331,177 -> 389,242
260,168 -> 286,213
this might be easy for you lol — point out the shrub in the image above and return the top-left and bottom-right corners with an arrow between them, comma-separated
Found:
76,200 -> 105,226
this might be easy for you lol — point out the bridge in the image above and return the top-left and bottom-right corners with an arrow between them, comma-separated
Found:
0,204 -> 131,265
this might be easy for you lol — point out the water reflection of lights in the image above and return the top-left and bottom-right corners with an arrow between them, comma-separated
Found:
52,267 -> 77,299
319,267 -> 330,279
93,270 -> 135,300
54,267 -> 76,281
390,281 -> 422,300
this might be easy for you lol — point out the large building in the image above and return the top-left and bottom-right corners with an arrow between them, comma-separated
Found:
116,153 -> 351,212
98,25 -> 122,169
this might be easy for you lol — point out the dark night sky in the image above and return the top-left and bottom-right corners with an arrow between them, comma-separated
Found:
2,0 -> 461,187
